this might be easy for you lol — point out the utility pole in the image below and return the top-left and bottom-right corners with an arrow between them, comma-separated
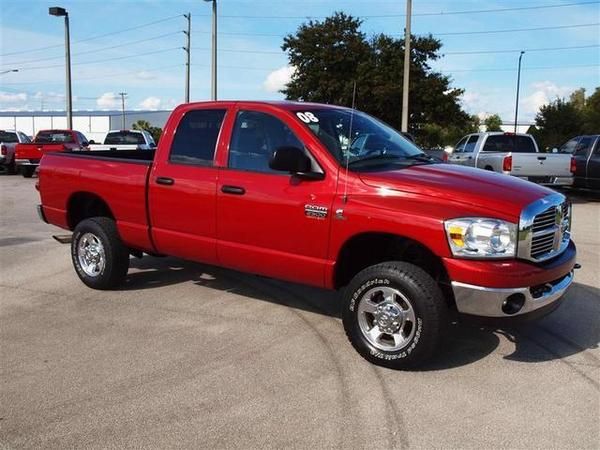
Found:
183,13 -> 191,103
204,0 -> 217,100
514,51 -> 525,133
118,92 -> 127,129
401,0 -> 412,133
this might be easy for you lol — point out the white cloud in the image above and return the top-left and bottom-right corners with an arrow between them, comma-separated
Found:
263,66 -> 295,93
521,81 -> 574,116
139,96 -> 161,110
0,91 -> 28,103
135,71 -> 156,81
96,92 -> 120,109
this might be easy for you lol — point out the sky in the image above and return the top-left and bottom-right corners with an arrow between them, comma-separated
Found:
1,0 -> 599,123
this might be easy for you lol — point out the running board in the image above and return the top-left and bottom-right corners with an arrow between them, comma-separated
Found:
52,234 -> 72,244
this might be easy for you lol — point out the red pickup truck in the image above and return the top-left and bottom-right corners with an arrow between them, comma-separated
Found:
37,101 -> 577,369
15,129 -> 89,177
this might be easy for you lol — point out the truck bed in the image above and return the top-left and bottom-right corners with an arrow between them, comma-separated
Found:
39,150 -> 155,252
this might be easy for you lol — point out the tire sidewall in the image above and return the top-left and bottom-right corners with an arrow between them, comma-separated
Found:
71,220 -> 113,288
343,265 -> 440,368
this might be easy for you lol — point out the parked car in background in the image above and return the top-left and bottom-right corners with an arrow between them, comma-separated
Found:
36,101 -> 576,369
15,129 -> 89,178
449,132 -> 574,186
558,135 -> 600,191
89,130 -> 156,151
0,129 -> 31,174
422,147 -> 449,162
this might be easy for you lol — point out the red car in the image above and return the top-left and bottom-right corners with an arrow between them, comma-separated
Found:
36,101 -> 577,369
15,129 -> 89,177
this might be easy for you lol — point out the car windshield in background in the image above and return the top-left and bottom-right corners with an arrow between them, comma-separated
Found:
34,131 -> 74,143
104,132 -> 146,145
0,132 -> 18,143
482,135 -> 536,153
293,108 -> 426,169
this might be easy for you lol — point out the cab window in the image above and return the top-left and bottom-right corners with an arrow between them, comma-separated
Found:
228,110 -> 304,173
453,137 -> 468,153
169,109 -> 226,165
464,135 -> 479,153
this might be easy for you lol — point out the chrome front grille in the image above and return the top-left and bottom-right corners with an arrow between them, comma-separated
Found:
518,193 -> 571,262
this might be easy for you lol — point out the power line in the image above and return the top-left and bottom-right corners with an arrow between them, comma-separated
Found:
195,1 -> 599,19
9,48 -> 181,72
5,31 -> 183,67
444,43 -> 600,55
436,63 -> 600,73
0,14 -> 183,58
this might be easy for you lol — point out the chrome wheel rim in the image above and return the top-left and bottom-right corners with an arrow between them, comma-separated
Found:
357,286 -> 417,352
77,233 -> 106,277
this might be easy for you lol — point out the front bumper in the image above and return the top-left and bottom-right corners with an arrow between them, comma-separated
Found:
451,270 -> 573,317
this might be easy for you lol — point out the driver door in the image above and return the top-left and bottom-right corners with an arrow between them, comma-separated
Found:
216,106 -> 336,287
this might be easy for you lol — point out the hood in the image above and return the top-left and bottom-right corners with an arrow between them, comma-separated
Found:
358,163 -> 554,218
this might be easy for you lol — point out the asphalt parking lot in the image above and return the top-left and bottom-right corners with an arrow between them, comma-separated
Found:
0,174 -> 598,449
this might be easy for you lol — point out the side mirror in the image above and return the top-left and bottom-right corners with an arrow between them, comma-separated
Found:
88,140 -> 96,145
552,147 -> 558,153
269,146 -> 311,174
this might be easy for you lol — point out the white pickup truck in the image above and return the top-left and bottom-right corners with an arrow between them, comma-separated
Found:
89,130 -> 156,151
449,132 -> 574,186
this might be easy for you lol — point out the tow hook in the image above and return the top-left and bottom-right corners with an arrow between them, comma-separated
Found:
574,263 -> 582,270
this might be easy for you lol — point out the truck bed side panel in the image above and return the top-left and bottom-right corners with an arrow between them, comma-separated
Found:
39,153 -> 154,252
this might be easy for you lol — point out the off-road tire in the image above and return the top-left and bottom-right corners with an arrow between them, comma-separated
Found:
71,217 -> 129,290
342,262 -> 447,369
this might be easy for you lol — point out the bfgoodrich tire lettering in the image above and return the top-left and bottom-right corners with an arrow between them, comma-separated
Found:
71,217 -> 129,290
342,262 -> 447,369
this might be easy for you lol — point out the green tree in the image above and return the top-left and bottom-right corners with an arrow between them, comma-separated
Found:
484,114 -> 503,132
532,99 -> 583,150
132,119 -> 162,143
582,87 -> 600,134
569,88 -> 586,111
281,12 -> 472,147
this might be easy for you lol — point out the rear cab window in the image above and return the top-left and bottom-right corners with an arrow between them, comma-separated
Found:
34,131 -> 74,143
482,135 -> 536,153
0,131 -> 18,143
105,131 -> 145,145
169,109 -> 226,165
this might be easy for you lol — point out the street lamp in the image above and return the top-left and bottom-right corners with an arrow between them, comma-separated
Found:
514,51 -> 525,133
49,6 -> 73,129
204,0 -> 217,101
0,69 -> 19,75
401,0 -> 412,132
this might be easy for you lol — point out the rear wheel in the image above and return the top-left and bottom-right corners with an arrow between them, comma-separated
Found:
71,217 -> 129,289
21,166 -> 35,178
342,262 -> 447,369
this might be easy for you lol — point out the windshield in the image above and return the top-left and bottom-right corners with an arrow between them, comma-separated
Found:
34,131 -> 74,143
104,131 -> 146,145
293,108 -> 426,169
0,131 -> 18,143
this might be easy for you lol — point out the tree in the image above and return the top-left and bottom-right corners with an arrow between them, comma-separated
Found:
484,114 -> 503,132
582,87 -> 600,134
569,88 -> 586,111
132,119 -> 162,143
532,99 -> 583,150
281,12 -> 473,147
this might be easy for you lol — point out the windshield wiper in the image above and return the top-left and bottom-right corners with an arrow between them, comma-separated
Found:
406,153 -> 435,162
347,153 -> 402,166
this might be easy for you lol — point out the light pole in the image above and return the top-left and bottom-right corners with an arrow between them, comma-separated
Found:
514,51 -> 525,133
401,0 -> 412,133
49,6 -> 72,129
0,69 -> 19,75
183,13 -> 191,103
204,0 -> 217,100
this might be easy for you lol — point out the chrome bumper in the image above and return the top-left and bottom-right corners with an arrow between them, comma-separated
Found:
15,159 -> 39,166
451,271 -> 574,317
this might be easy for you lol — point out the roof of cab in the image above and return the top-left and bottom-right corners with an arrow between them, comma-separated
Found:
181,100 -> 349,111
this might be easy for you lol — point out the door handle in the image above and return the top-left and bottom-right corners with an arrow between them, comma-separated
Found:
156,176 -> 174,186
467,156 -> 473,160
221,185 -> 246,195
537,156 -> 547,160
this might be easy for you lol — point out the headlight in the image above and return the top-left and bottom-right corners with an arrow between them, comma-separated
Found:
444,218 -> 517,258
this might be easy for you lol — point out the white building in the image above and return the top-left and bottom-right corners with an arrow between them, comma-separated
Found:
0,110 -> 171,143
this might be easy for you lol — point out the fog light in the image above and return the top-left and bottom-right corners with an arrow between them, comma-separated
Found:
502,293 -> 525,315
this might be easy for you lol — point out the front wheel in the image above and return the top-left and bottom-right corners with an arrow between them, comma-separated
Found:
71,217 -> 130,290
342,262 -> 447,369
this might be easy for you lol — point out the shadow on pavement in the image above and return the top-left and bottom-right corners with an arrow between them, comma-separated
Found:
125,257 -> 598,371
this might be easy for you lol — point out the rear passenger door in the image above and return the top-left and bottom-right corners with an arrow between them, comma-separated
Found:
149,107 -> 229,264
216,106 -> 336,287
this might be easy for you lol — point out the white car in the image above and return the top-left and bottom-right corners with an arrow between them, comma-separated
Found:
449,132 -> 574,186
0,129 -> 31,174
